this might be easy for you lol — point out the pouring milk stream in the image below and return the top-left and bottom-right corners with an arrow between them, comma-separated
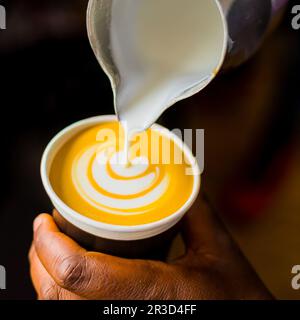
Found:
87,0 -> 228,165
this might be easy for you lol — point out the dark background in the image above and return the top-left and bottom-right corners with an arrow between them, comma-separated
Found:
0,1 -> 300,299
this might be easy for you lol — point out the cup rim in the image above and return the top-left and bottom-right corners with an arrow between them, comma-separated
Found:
41,115 -> 201,234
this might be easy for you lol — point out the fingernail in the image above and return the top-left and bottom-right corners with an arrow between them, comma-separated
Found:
33,215 -> 43,232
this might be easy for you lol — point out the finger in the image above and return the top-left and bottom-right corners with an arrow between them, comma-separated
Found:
33,212 -> 87,278
33,213 -> 174,299
181,193 -> 234,259
29,244 -> 82,300
33,213 -> 86,256
33,213 -> 89,292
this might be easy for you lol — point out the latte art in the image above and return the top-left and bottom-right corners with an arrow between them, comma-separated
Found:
50,122 -> 195,226
73,143 -> 168,214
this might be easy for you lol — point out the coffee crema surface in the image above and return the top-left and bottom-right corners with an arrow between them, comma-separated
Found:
50,122 -> 195,226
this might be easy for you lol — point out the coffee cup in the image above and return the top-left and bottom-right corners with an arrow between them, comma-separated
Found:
41,115 -> 200,259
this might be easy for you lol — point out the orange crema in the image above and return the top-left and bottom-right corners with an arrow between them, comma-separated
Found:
50,122 -> 195,226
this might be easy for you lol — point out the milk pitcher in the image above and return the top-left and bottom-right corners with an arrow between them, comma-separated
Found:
87,0 -> 289,130
220,0 -> 289,69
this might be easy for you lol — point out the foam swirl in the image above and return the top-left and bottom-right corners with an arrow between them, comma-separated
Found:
72,140 -> 169,215
50,122 -> 195,226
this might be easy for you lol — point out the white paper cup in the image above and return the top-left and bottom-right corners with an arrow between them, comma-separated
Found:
41,115 -> 200,259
